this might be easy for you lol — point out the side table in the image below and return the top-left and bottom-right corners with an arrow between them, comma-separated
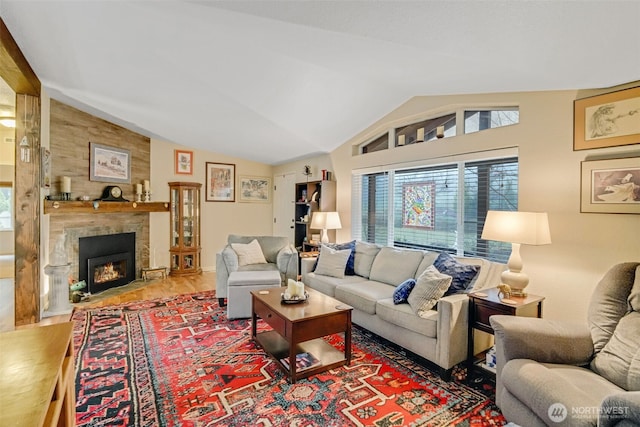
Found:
142,266 -> 167,281
467,287 -> 544,381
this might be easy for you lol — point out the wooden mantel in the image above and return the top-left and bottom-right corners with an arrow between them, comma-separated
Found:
43,200 -> 170,215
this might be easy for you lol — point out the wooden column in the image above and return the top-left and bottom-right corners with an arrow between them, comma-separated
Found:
14,94 -> 41,325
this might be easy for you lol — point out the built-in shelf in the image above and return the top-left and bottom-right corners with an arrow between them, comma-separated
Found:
43,200 -> 170,215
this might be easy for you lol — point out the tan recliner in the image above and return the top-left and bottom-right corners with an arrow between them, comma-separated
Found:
490,262 -> 640,427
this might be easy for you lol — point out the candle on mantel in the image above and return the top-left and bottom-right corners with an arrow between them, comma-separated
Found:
143,180 -> 150,192
136,183 -> 142,195
62,176 -> 71,193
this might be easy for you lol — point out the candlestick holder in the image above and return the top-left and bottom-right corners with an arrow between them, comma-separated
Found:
136,193 -> 143,202
63,192 -> 71,201
144,191 -> 151,202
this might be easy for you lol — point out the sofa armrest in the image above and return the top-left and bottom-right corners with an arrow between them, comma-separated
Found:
599,391 -> 640,427
276,244 -> 298,281
490,315 -> 594,366
215,246 -> 239,299
434,293 -> 470,369
300,257 -> 316,279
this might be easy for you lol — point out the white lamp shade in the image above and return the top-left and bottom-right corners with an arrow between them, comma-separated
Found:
310,211 -> 342,230
481,211 -> 551,246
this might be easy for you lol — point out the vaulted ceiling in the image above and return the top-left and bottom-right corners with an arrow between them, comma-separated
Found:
1,1 -> 638,165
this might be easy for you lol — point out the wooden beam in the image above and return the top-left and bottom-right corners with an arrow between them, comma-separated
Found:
0,18 -> 40,96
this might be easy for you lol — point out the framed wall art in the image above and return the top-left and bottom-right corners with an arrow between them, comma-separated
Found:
41,147 -> 51,188
580,156 -> 640,214
239,176 -> 271,203
89,142 -> 131,184
574,86 -> 640,151
175,149 -> 193,175
402,182 -> 435,229
206,162 -> 235,202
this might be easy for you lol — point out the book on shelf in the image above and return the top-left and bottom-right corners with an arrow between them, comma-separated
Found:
280,352 -> 321,371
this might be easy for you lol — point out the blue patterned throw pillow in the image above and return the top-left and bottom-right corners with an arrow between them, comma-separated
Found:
393,278 -> 417,304
433,252 -> 480,296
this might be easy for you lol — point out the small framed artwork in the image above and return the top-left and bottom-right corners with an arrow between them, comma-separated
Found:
41,147 -> 51,188
89,142 -> 131,184
239,176 -> 271,203
175,149 -> 193,175
574,86 -> 640,151
580,157 -> 640,214
206,162 -> 235,202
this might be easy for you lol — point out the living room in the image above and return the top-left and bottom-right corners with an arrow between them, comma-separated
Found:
1,2 -> 639,426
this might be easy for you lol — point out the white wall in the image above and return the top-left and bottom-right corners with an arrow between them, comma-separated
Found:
149,139 -> 275,271
279,86 -> 640,323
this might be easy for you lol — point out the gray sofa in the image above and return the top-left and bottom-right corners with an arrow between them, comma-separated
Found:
490,262 -> 640,427
216,235 -> 298,307
301,241 -> 505,378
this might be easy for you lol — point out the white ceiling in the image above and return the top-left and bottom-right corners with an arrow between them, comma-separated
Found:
1,1 -> 638,165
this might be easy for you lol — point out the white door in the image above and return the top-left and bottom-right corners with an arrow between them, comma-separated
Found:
273,172 -> 296,242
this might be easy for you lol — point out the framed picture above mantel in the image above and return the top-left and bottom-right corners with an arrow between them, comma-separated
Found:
574,86 -> 640,151
89,142 -> 131,184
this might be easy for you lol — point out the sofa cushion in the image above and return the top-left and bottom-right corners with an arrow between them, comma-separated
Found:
314,245 -> 352,279
369,247 -> 423,286
590,311 -> 640,391
303,272 -> 368,297
407,265 -> 453,317
376,298 -> 438,338
231,239 -> 268,266
354,241 -> 381,278
433,252 -> 480,296
334,281 -> 395,315
313,241 -> 356,275
393,278 -> 416,304
415,251 -> 440,278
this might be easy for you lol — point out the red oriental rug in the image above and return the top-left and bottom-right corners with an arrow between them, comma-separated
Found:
72,291 -> 506,426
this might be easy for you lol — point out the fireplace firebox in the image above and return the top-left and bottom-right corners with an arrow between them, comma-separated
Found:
79,232 -> 136,294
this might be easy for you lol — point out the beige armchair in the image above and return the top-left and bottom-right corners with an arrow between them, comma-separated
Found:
490,262 -> 640,427
215,235 -> 298,307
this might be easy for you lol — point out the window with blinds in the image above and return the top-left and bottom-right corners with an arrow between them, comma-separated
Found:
352,157 -> 518,262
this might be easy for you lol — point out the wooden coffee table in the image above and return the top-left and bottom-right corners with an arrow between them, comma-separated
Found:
251,286 -> 352,383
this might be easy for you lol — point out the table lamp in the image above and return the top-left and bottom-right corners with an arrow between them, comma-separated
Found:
310,211 -> 342,244
481,210 -> 551,296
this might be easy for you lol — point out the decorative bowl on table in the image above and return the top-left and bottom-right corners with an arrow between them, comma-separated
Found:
281,291 -> 309,304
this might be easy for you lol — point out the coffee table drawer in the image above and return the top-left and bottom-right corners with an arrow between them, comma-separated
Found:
254,300 -> 286,336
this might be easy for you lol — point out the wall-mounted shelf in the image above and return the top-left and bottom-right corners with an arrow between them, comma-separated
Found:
43,200 -> 170,215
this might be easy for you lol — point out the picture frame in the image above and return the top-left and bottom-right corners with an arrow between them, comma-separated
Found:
174,149 -> 193,175
402,182 -> 435,229
89,142 -> 131,184
580,157 -> 640,214
239,175 -> 271,203
574,86 -> 640,151
206,162 -> 235,202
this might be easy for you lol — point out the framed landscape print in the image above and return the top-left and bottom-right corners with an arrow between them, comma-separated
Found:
206,162 -> 235,202
89,142 -> 131,184
574,86 -> 640,151
175,149 -> 193,175
581,157 -> 640,214
239,176 -> 271,203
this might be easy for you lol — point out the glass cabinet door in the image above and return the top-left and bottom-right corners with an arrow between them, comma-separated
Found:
169,182 -> 202,276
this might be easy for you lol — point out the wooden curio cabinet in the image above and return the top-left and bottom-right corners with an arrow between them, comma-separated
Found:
169,182 -> 202,276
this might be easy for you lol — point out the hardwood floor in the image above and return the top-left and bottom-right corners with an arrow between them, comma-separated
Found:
21,272 -> 217,329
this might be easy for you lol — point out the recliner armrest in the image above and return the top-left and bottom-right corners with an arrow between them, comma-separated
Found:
490,315 -> 594,366
599,391 -> 640,427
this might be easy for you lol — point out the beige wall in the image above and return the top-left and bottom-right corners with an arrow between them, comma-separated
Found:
149,139 -> 274,271
278,85 -> 640,323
